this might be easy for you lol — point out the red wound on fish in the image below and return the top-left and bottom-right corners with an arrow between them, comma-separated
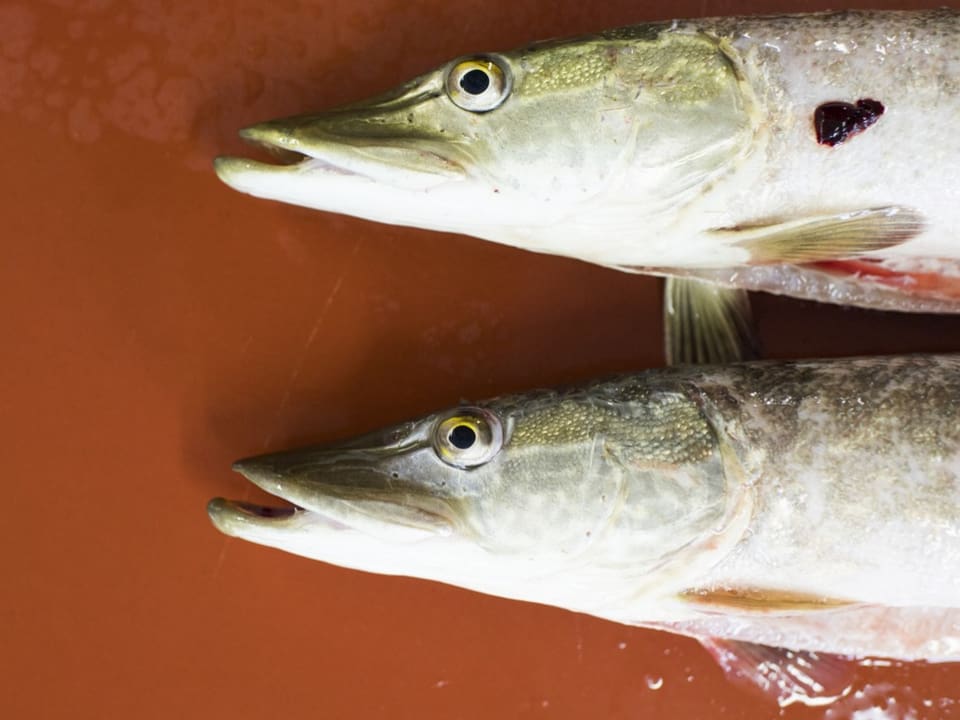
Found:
813,259 -> 960,302
815,99 -> 885,146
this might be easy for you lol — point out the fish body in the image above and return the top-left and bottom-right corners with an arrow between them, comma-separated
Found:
209,355 -> 960,666
216,10 -> 960,313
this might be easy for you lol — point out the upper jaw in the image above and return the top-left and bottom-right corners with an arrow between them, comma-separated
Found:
207,440 -> 455,543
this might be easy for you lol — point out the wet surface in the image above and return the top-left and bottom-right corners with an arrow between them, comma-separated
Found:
3,1 -> 960,718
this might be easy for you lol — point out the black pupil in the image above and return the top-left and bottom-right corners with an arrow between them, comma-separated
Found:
460,68 -> 491,95
449,424 -> 477,450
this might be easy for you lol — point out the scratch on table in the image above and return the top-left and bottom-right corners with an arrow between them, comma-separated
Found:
575,616 -> 584,664
238,334 -> 253,357
264,239 -> 362,448
211,536 -> 231,582
213,240 -> 363,581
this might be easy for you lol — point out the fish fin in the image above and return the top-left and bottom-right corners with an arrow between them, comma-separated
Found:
699,638 -> 855,707
713,206 -> 925,264
679,587 -> 857,613
663,277 -> 757,365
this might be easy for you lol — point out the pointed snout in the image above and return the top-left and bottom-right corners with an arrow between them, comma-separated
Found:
231,454 -> 283,484
227,430 -> 457,538
230,446 -> 349,504
236,120 -> 312,157
228,427 -> 429,512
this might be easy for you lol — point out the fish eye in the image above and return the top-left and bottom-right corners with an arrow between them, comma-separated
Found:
433,408 -> 503,468
449,424 -> 477,449
445,56 -> 511,113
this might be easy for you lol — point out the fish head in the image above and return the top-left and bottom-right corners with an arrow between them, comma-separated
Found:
214,26 -> 755,258
208,381 -> 740,616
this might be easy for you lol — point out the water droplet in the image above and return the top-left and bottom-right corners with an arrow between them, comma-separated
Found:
645,675 -> 663,690
617,641 -> 627,650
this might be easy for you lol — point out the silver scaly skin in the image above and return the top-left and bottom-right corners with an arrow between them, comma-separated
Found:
208,355 -> 960,663
216,10 -> 960,313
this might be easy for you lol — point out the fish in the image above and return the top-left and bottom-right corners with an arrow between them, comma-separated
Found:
214,9 -> 960,364
208,354 -> 960,705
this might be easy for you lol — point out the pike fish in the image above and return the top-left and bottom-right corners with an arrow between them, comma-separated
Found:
208,354 -> 960,704
215,9 -> 960,363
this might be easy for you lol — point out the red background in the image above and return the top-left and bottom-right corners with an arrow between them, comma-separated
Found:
3,1 -> 960,718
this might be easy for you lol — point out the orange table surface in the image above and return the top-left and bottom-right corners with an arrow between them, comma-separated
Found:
4,1 -> 960,718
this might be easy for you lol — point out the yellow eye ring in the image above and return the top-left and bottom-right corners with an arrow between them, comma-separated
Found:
433,408 -> 503,468
445,56 -> 512,113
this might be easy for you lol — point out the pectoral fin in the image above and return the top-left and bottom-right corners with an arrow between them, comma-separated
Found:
713,206 -> 924,264
663,277 -> 757,365
679,586 -> 857,613
699,638 -> 855,707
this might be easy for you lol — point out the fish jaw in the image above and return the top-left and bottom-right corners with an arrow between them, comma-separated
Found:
223,430 -> 458,539
216,109 -> 468,184
211,109 -> 558,238
212,156 -> 504,241
206,434 -> 495,579
205,436 -> 584,596
206,497 -> 461,576
213,64 -> 491,231
213,107 -> 474,230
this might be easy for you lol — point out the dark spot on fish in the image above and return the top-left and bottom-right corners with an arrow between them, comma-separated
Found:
449,424 -> 477,449
815,99 -> 884,146
460,68 -> 490,96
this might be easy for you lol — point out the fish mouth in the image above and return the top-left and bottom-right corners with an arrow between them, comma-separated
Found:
207,496 -> 318,534
236,125 -> 314,167
213,121 -> 389,181
213,104 -> 466,198
208,438 -> 454,543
